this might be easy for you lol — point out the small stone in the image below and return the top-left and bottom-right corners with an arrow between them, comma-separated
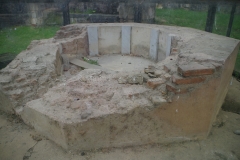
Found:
31,134 -> 42,141
141,73 -> 150,82
81,152 -> 86,156
144,68 -> 155,74
151,96 -> 166,105
163,73 -> 171,80
233,130 -> 240,135
127,75 -> 143,84
148,73 -> 157,78
118,77 -> 127,84
154,70 -> 164,77
81,111 -> 92,119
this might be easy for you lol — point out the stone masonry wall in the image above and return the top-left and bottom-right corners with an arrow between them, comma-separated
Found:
0,39 -> 61,113
0,25 -> 89,114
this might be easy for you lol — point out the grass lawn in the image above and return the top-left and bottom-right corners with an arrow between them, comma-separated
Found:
155,8 -> 240,72
0,26 -> 59,55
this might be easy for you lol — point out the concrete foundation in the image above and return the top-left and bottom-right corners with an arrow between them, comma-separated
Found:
0,23 -> 239,151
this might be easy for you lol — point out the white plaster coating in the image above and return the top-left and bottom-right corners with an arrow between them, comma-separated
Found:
166,34 -> 175,57
98,26 -> 121,54
87,26 -> 99,56
131,27 -> 151,58
121,26 -> 131,54
150,29 -> 159,61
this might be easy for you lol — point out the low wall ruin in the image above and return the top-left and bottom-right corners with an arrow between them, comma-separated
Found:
0,23 -> 239,151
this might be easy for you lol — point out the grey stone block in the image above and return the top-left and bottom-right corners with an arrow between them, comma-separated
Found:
166,34 -> 175,57
149,29 -> 159,61
121,26 -> 131,55
87,26 -> 99,56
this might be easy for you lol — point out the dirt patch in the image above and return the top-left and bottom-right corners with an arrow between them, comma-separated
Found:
0,109 -> 239,160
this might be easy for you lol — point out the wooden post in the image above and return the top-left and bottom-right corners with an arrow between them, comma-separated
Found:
205,3 -> 217,33
62,0 -> 70,26
134,3 -> 142,23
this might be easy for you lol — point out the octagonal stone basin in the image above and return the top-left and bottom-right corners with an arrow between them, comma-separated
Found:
0,23 -> 239,151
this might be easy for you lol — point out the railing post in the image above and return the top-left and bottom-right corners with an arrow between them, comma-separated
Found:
205,3 -> 217,33
226,3 -> 236,37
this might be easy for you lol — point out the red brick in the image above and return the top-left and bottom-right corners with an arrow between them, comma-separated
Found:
178,62 -> 214,77
172,74 -> 205,85
166,83 -> 188,94
147,78 -> 166,89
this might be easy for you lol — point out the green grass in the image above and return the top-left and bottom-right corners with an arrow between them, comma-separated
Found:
0,26 -> 60,55
155,9 -> 207,30
155,8 -> 240,72
235,53 -> 240,72
83,57 -> 99,65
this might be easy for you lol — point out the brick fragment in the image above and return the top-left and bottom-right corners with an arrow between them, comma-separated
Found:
172,74 -> 205,85
171,48 -> 178,53
178,62 -> 214,77
147,78 -> 165,89
166,83 -> 188,94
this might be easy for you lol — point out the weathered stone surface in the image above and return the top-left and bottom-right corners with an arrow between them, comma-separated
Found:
54,26 -> 89,58
22,56 -> 38,63
178,62 -> 215,77
178,53 -> 225,64
0,38 -> 61,113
